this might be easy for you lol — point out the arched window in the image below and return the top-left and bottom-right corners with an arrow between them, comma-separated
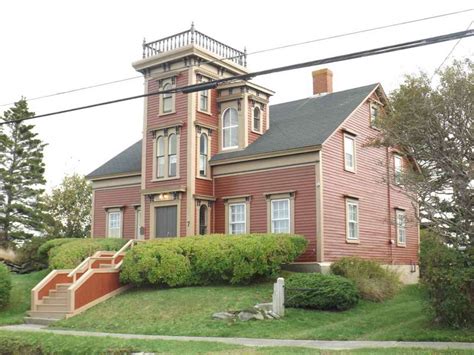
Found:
168,134 -> 177,177
156,136 -> 165,178
222,108 -> 238,149
162,83 -> 172,113
199,133 -> 208,177
253,107 -> 261,132
199,204 -> 208,235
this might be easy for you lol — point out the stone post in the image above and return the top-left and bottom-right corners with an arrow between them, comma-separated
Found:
272,277 -> 285,317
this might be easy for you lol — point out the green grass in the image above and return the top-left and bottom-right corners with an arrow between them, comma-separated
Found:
53,283 -> 474,342
0,331 -> 471,354
0,270 -> 47,325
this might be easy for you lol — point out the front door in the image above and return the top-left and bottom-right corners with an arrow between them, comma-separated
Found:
155,205 -> 177,238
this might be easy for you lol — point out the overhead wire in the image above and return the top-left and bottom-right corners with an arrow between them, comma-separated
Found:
1,29 -> 473,126
0,8 -> 472,108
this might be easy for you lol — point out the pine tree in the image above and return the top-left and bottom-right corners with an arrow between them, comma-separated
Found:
0,99 -> 46,245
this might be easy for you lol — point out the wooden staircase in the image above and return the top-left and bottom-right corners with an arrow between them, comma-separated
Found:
26,240 -> 140,325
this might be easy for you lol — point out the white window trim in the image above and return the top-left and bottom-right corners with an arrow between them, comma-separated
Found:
396,209 -> 406,246
228,203 -> 246,235
222,107 -> 239,150
394,154 -> 403,185
344,134 -> 356,172
199,132 -> 209,178
265,192 -> 295,234
197,76 -> 211,114
370,102 -> 379,127
106,209 -> 123,238
345,198 -> 359,243
152,128 -> 180,181
271,198 -> 291,233
135,207 -> 142,239
159,78 -> 176,116
252,106 -> 262,134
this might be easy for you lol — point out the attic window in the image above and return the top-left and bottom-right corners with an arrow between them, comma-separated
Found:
370,102 -> 380,127
253,107 -> 261,132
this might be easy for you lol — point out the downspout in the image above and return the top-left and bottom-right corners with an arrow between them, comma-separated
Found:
386,147 -> 393,264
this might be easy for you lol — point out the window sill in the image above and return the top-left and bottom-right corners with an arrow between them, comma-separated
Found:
344,168 -> 356,174
197,176 -> 212,181
346,239 -> 360,244
251,128 -> 263,135
396,243 -> 406,248
158,110 -> 176,117
151,176 -> 180,182
197,108 -> 212,116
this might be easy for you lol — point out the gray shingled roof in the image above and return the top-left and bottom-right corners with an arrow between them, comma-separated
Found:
211,83 -> 378,162
87,84 -> 378,178
86,140 -> 142,179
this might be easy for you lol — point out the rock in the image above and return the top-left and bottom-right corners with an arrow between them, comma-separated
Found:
254,303 -> 272,312
238,311 -> 258,321
268,310 -> 280,319
212,312 -> 235,320
253,312 -> 265,320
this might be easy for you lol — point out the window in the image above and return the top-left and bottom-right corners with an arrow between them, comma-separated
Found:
271,199 -> 290,233
394,154 -> 402,185
107,211 -> 122,238
199,133 -> 208,177
346,199 -> 359,241
168,133 -> 177,177
156,136 -> 165,178
253,107 -> 261,132
229,203 -> 246,234
199,204 -> 208,235
396,210 -> 406,245
162,83 -> 173,113
199,78 -> 209,112
222,108 -> 239,149
370,103 -> 379,126
344,134 -> 356,172
135,207 -> 142,239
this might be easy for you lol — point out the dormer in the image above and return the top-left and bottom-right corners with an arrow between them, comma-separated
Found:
216,81 -> 274,152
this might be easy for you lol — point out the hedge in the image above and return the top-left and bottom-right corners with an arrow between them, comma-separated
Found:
330,257 -> 401,302
36,238 -> 79,264
120,234 -> 307,287
420,230 -> 474,328
48,238 -> 127,269
285,273 -> 359,311
0,263 -> 12,309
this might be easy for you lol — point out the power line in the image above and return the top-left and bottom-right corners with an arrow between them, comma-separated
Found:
1,8 -> 472,108
432,20 -> 473,78
1,29 -> 473,126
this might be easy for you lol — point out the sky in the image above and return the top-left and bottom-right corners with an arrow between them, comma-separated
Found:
0,1 -> 472,190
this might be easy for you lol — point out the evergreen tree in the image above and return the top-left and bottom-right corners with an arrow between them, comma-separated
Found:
0,99 -> 46,245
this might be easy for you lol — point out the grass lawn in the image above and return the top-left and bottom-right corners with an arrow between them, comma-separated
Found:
53,283 -> 474,342
0,270 -> 47,325
0,331 -> 472,355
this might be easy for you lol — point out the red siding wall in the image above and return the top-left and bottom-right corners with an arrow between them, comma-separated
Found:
93,185 -> 141,238
322,95 -> 418,265
214,165 -> 317,261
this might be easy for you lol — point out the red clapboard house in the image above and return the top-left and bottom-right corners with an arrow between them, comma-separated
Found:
87,26 -> 419,283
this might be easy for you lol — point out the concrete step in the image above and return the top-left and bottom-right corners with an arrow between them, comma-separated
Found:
24,317 -> 58,325
36,304 -> 69,312
27,311 -> 68,320
55,283 -> 72,290
41,296 -> 67,305
99,263 -> 113,268
49,290 -> 67,297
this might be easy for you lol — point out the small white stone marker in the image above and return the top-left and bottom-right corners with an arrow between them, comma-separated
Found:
272,277 -> 285,317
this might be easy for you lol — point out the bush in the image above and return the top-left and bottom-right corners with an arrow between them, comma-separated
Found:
48,238 -> 127,269
420,229 -> 473,328
285,273 -> 359,311
120,234 -> 307,287
37,238 -> 78,264
0,263 -> 12,309
330,257 -> 401,302
15,237 -> 49,267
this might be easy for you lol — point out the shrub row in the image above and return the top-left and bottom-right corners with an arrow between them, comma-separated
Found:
48,238 -> 127,269
0,263 -> 12,309
37,238 -> 79,264
420,230 -> 473,328
285,273 -> 359,311
330,257 -> 401,302
120,234 -> 307,287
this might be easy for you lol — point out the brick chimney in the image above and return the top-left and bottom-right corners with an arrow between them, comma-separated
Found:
312,68 -> 333,95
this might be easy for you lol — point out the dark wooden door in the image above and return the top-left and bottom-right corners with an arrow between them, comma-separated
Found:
155,206 -> 177,238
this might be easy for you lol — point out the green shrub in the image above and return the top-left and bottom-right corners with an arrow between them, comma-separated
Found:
37,238 -> 78,264
48,238 -> 126,269
330,257 -> 401,302
0,263 -> 12,309
285,273 -> 359,311
120,234 -> 307,287
420,229 -> 473,328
